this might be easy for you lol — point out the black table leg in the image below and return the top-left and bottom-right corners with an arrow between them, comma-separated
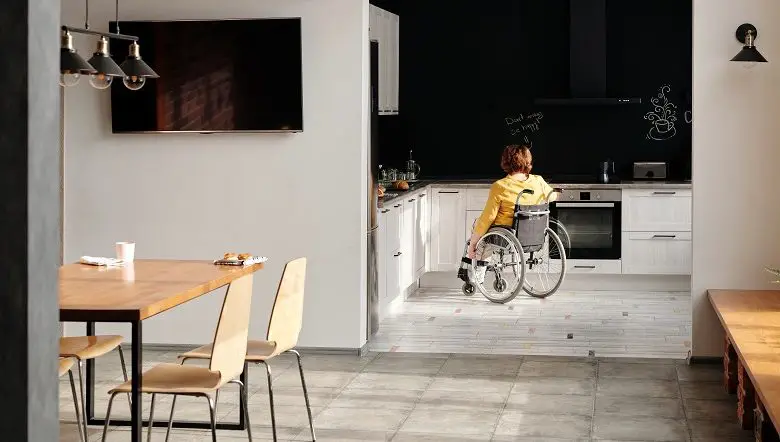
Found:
85,322 -> 96,423
239,361 -> 249,429
131,320 -> 143,442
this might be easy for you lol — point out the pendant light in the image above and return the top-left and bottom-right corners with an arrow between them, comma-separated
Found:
87,37 -> 125,89
730,23 -> 768,68
60,30 -> 96,87
120,42 -> 159,90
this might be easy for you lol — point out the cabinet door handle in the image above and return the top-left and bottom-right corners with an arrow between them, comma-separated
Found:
408,198 -> 416,202
393,204 -> 401,208
438,191 -> 460,194
393,252 -> 402,257
652,234 -> 677,239
381,209 -> 390,213
574,265 -> 596,269
419,193 -> 426,197
652,191 -> 676,195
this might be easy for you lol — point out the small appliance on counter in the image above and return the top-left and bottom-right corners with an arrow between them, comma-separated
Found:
633,162 -> 667,180
599,160 -> 615,184
406,150 -> 421,180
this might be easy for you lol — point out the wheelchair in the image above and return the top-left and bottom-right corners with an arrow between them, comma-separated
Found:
457,189 -> 569,303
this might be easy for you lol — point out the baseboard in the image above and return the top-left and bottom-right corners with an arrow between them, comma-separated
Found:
420,271 -> 692,292
142,343 -> 364,356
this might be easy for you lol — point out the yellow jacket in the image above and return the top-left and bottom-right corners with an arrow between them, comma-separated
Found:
472,175 -> 554,237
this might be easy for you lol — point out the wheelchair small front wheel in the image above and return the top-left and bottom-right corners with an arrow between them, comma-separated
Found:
472,227 -> 526,304
462,282 -> 475,296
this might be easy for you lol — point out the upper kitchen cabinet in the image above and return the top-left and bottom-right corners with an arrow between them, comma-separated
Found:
369,5 -> 399,115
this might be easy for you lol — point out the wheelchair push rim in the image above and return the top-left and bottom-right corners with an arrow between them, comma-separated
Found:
471,227 -> 526,304
522,227 -> 567,298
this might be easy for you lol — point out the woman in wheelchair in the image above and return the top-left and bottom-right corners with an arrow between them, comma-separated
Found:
460,144 -> 568,303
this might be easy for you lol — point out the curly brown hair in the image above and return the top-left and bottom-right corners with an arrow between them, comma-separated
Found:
500,144 -> 533,174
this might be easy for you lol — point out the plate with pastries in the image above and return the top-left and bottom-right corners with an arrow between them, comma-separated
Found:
214,253 -> 268,266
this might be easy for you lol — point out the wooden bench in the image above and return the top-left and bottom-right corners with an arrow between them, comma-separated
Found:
709,290 -> 780,442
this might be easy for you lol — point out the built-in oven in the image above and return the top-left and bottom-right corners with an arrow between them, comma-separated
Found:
550,188 -> 621,260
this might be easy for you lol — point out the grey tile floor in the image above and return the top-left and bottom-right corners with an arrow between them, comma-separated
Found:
371,288 -> 692,359
60,350 -> 751,441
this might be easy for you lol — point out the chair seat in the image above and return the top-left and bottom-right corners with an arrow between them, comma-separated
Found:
60,335 -> 123,360
109,363 -> 223,395
180,340 -> 278,362
59,358 -> 74,377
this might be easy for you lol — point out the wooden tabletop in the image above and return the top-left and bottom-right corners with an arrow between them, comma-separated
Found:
708,289 -> 780,432
60,260 -> 263,322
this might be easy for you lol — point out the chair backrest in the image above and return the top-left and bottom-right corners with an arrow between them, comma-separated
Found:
266,257 -> 307,355
209,273 -> 254,381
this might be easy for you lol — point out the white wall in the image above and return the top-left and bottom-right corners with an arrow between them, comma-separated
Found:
61,0 -> 370,349
692,0 -> 780,356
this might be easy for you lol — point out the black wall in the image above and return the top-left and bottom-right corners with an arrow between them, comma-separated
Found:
385,0 -> 692,180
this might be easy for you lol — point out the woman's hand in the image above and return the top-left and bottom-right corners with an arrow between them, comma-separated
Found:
467,235 -> 479,259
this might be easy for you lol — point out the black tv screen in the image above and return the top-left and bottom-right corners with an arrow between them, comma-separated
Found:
110,18 -> 303,133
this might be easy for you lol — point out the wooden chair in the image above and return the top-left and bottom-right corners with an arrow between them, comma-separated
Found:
59,335 -> 130,439
60,357 -> 85,442
179,257 -> 312,442
100,272 -> 256,442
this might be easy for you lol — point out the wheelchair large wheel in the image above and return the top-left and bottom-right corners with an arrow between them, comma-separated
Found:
522,227 -> 567,298
472,227 -> 526,304
549,218 -> 571,254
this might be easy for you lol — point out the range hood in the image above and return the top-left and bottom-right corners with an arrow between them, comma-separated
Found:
535,0 -> 641,106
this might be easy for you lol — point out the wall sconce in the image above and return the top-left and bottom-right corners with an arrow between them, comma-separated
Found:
730,23 -> 767,68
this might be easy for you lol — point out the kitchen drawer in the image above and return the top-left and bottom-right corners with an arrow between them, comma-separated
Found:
622,189 -> 692,232
621,231 -> 692,275
553,259 -> 622,275
466,189 -> 490,211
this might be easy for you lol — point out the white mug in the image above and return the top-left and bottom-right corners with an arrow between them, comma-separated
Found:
116,242 -> 136,262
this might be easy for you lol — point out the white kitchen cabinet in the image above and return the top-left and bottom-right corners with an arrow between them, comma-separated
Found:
557,259 -> 623,275
622,189 -> 692,232
385,201 -> 402,253
369,6 -> 399,115
466,189 -> 490,211
414,191 -> 428,278
400,198 -> 415,290
465,210 -> 481,241
622,231 -> 692,275
377,208 -> 388,304
431,189 -> 466,271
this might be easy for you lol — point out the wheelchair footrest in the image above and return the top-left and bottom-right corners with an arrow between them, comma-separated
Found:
457,268 -> 469,282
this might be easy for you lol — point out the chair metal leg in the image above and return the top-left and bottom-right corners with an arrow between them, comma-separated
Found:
260,361 -> 278,442
147,393 -> 156,442
101,393 -> 118,442
117,344 -> 132,409
77,360 -> 89,441
229,380 -> 253,442
164,395 -> 177,442
68,369 -> 85,442
205,395 -> 218,442
287,350 -> 316,441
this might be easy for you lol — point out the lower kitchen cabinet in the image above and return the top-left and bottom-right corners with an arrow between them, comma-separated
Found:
401,198 -> 415,290
377,209 -> 387,305
621,231 -> 692,275
430,189 -> 466,271
414,191 -> 428,278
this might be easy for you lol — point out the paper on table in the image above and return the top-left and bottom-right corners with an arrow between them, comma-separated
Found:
80,256 -> 126,267
213,256 -> 269,266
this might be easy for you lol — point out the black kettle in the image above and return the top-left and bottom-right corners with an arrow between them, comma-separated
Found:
599,160 -> 615,184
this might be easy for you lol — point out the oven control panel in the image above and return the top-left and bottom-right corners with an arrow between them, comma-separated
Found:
557,188 -> 622,202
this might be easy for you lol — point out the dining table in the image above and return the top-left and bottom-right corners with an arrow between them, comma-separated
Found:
59,259 -> 264,442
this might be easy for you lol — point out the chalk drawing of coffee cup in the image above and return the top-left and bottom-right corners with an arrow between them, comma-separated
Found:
655,119 -> 672,133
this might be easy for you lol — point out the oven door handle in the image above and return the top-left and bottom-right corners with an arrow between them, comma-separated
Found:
554,202 -> 616,208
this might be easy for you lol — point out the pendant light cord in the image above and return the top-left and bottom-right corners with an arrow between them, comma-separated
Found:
84,0 -> 89,29
115,0 -> 120,34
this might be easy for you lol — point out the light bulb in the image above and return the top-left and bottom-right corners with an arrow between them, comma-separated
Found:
59,72 -> 81,87
89,73 -> 113,90
123,75 -> 146,91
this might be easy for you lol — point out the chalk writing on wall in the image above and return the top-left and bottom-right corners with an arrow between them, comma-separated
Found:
505,112 -> 544,144
644,85 -> 678,141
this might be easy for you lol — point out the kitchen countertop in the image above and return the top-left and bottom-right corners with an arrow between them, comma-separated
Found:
378,178 -> 692,207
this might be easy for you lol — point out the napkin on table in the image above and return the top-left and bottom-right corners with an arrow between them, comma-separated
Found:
79,256 -> 126,267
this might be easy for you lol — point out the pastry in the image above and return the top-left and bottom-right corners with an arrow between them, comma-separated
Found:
238,253 -> 252,260
394,180 -> 409,190
223,253 -> 239,261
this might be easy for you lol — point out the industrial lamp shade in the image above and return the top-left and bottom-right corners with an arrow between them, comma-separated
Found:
87,39 -> 126,78
731,23 -> 768,63
60,32 -> 95,74
120,42 -> 160,78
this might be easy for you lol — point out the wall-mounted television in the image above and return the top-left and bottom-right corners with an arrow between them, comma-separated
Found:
110,18 -> 303,133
